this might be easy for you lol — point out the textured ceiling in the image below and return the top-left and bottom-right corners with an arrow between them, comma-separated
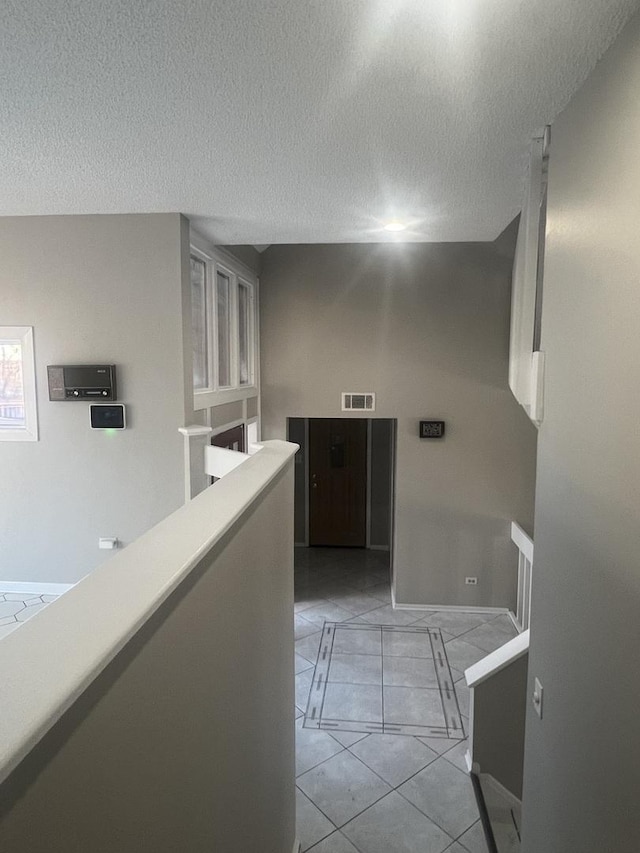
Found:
1,1 -> 638,244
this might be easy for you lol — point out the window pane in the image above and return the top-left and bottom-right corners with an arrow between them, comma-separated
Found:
238,283 -> 250,385
0,341 -> 26,429
191,257 -> 208,390
216,270 -> 231,387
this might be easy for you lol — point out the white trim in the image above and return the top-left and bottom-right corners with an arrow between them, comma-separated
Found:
178,425 -> 213,438
507,610 -> 520,632
194,385 -> 259,410
465,630 -> 530,688
393,598 -> 511,615
0,581 -> 74,595
510,522 -> 533,562
291,839 -> 301,853
0,326 -> 39,442
464,748 -> 474,773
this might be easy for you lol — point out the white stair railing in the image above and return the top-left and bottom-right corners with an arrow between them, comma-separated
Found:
511,522 -> 534,632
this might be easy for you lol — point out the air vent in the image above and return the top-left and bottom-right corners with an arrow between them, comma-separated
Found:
341,392 -> 376,412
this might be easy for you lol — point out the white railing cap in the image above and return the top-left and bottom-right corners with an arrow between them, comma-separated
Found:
465,630 -> 530,688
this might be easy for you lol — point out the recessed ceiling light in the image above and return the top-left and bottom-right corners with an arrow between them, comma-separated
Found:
383,221 -> 407,232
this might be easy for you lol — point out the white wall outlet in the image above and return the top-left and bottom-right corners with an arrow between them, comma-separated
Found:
533,677 -> 544,718
465,577 -> 478,585
99,537 -> 119,550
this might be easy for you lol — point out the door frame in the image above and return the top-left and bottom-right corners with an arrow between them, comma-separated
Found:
288,417 -> 395,552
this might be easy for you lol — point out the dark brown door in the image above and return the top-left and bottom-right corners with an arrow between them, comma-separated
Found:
212,424 -> 245,452
309,418 -> 367,546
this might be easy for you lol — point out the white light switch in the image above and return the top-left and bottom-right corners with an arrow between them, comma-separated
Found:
533,677 -> 544,718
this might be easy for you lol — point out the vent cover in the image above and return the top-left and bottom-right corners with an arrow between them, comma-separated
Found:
341,392 -> 376,412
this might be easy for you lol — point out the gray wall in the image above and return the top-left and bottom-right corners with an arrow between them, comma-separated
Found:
0,214 -> 186,584
260,243 -> 537,607
472,655 -> 528,800
522,12 -> 640,852
0,464 -> 296,853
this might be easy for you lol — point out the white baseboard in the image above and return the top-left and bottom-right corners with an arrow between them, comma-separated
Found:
292,838 -> 301,853
508,611 -> 522,632
394,600 -> 511,617
464,748 -> 474,773
0,581 -> 74,595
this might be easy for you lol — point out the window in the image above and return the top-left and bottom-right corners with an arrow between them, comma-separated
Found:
0,326 -> 38,441
190,246 -> 258,407
216,270 -> 231,388
191,257 -> 208,390
238,281 -> 252,386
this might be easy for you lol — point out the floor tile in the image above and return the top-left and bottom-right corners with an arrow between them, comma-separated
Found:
332,626 -> 381,655
0,623 -> 19,639
457,820 -> 490,853
383,656 -> 438,688
16,602 -> 46,621
360,604 -> 425,626
296,788 -> 335,852
296,718 -> 344,776
443,639 -> 488,673
365,582 -> 392,602
302,601 -> 355,626
455,683 -> 470,717
399,757 -> 479,838
296,669 -> 315,711
342,791 -> 453,853
329,653 -> 382,685
0,601 -> 23,618
444,843 -> 469,853
382,631 -> 434,658
328,591 -> 383,616
329,730 -> 369,748
297,751 -> 391,827
441,739 -> 470,773
349,734 -> 438,787
384,686 -> 445,727
418,735 -> 469,755
296,652 -> 315,674
296,631 -> 323,664
417,611 -> 495,638
297,613 -> 322,640
322,682 -> 382,722
307,831 -> 360,852
462,620 -> 517,654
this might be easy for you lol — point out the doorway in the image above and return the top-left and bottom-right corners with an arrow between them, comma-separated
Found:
211,424 -> 245,452
287,417 -> 396,552
309,418 -> 367,546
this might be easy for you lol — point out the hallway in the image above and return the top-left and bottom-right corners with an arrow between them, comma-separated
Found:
294,547 -> 517,853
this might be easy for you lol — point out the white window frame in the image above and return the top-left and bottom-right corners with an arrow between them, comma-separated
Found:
0,326 -> 39,442
190,239 -> 259,411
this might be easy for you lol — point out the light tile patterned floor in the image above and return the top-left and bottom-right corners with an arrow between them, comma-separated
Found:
294,547 -> 517,853
304,623 -> 463,738
0,591 -> 60,639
